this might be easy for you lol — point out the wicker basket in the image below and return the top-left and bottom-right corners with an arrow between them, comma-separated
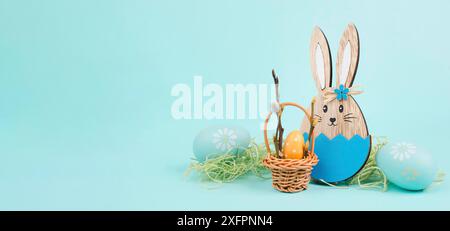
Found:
263,102 -> 319,193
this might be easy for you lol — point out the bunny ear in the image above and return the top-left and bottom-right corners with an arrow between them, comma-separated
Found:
310,26 -> 332,92
336,23 -> 360,88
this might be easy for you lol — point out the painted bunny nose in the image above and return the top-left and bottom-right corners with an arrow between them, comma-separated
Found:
329,118 -> 336,123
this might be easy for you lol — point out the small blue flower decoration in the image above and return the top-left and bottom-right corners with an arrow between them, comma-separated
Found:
334,84 -> 349,101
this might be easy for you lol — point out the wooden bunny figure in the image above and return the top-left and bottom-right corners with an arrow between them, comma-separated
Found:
301,24 -> 371,183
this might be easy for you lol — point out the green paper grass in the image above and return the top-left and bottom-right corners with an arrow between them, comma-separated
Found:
186,136 -> 389,191
185,140 -> 270,183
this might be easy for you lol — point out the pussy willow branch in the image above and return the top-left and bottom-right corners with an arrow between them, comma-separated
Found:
272,69 -> 283,158
305,97 -> 317,157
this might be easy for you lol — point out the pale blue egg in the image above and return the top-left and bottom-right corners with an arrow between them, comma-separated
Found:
193,125 -> 251,162
376,142 -> 437,191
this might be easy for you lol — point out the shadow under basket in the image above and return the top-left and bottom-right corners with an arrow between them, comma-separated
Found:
262,102 -> 319,193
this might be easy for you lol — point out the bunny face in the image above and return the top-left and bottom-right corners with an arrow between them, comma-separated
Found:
311,93 -> 368,139
301,24 -> 369,139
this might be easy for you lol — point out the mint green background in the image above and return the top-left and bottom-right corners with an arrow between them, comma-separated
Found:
1,0 -> 449,210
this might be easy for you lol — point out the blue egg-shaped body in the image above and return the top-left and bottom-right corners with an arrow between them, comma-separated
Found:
304,133 -> 371,183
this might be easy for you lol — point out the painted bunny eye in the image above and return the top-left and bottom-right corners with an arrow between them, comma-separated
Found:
339,105 -> 344,113
323,105 -> 328,113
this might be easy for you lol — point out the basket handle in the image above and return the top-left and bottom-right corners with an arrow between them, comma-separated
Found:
263,102 -> 316,158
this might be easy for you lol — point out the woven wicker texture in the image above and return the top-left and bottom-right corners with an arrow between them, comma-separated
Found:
263,152 -> 318,192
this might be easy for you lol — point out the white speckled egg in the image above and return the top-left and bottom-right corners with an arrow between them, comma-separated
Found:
376,142 -> 438,191
193,125 -> 251,162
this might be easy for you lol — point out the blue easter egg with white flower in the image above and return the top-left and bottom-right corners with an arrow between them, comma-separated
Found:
376,142 -> 437,191
193,126 -> 251,162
